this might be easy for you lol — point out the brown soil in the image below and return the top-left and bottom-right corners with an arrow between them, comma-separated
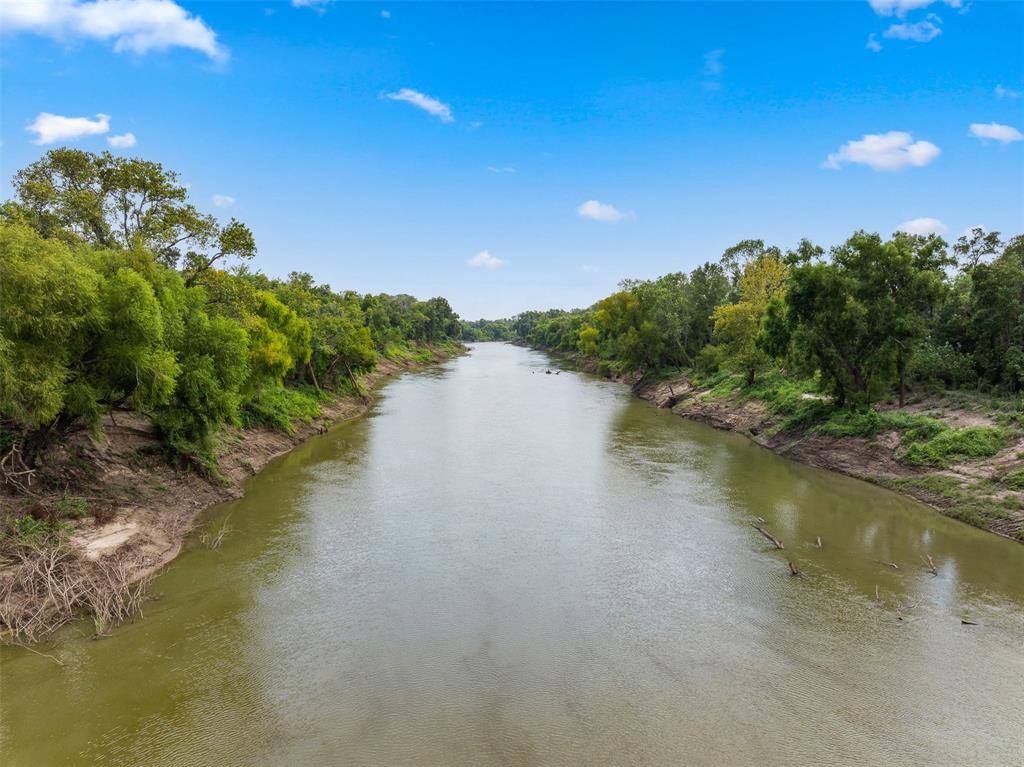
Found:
0,348 -> 462,640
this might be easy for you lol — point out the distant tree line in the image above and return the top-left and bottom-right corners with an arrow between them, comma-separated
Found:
505,230 -> 1023,406
0,149 -> 462,468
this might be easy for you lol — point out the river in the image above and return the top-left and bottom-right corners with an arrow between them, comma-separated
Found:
2,342 -> 1022,766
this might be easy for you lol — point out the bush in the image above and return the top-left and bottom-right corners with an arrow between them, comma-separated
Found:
911,340 -> 977,389
903,426 -> 1008,467
241,384 -> 321,434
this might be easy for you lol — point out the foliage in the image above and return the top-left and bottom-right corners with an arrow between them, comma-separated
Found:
241,384 -> 322,435
1,150 -> 463,469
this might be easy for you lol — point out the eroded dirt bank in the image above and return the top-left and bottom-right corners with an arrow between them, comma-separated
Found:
0,348 -> 462,641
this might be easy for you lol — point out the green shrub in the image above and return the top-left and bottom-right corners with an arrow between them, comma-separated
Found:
241,384 -> 321,434
55,496 -> 88,519
902,426 -> 1008,467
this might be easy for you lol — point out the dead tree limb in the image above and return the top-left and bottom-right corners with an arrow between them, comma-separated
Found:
751,523 -> 784,550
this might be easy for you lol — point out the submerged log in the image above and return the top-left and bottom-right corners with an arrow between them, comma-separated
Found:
751,523 -> 784,550
923,554 -> 938,576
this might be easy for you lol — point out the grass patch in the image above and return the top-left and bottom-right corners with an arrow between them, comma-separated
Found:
54,496 -> 89,519
1001,469 -> 1024,490
241,384 -> 322,435
902,426 -> 1007,467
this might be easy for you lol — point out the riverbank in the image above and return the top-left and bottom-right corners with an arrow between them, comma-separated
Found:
0,344 -> 464,642
546,348 -> 1024,542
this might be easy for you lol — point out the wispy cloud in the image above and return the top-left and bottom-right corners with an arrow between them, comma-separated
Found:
486,166 -> 517,174
467,250 -> 506,270
866,33 -> 883,52
107,132 -> 136,148
380,9 -> 391,19
212,194 -> 236,207
969,122 -> 1023,143
823,131 -> 940,171
27,112 -> 110,144
577,200 -> 634,223
703,48 -> 725,76
896,217 -> 947,235
882,17 -> 943,43
702,48 -> 725,89
868,0 -> 961,17
292,0 -> 333,10
995,85 -> 1022,100
382,88 -> 454,123
0,0 -> 227,61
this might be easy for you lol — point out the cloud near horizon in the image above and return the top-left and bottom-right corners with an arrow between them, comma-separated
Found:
212,194 -> 235,207
383,88 -> 454,123
896,217 -> 947,235
823,131 -> 940,171
0,0 -> 227,61
577,200 -> 633,222
969,122 -> 1023,143
27,112 -> 110,144
467,250 -> 506,270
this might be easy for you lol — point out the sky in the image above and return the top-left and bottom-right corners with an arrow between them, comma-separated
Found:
2,1 -> 1023,320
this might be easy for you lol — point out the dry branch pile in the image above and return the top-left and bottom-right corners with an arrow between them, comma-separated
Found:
0,539 -> 151,642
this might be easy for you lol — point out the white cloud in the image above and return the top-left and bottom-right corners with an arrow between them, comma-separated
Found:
0,0 -> 227,61
823,131 -> 940,171
577,200 -> 633,223
995,85 -> 1022,100
883,19 -> 942,43
896,217 -> 947,235
969,122 -> 1023,143
868,0 -> 961,17
486,166 -> 516,174
380,9 -> 391,19
26,112 -> 110,144
467,250 -> 506,270
107,131 -> 136,148
292,0 -> 333,8
211,194 -> 235,207
703,48 -> 725,76
866,33 -> 883,52
382,88 -> 453,123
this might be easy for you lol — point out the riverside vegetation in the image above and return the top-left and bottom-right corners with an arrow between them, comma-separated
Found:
0,149 -> 464,640
475,234 -> 1024,539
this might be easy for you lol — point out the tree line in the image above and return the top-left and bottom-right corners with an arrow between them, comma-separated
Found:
482,230 -> 1023,406
0,149 -> 462,468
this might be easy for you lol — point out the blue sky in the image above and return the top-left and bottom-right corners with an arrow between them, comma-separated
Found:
2,1 -> 1023,319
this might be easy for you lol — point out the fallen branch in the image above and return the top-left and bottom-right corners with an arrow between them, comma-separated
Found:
922,554 -> 938,576
751,523 -> 784,550
876,560 -> 899,570
961,618 -> 979,626
787,561 -> 803,577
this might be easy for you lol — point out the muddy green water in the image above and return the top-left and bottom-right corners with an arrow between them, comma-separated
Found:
2,343 -> 1023,766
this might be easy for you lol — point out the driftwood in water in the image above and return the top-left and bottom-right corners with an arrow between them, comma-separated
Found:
787,561 -> 803,577
751,523 -> 784,550
814,536 -> 822,549
876,560 -> 899,570
922,554 -> 938,576
961,618 -> 978,626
